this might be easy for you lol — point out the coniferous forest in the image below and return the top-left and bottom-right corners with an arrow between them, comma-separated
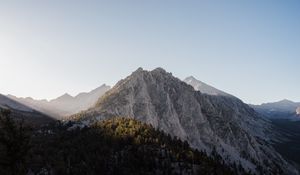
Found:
0,109 -> 249,175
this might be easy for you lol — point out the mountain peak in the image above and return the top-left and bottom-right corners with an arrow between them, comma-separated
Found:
131,67 -> 169,76
121,67 -> 173,87
49,93 -> 74,104
74,67 -> 295,174
278,99 -> 295,104
90,84 -> 110,93
183,76 -> 232,97
60,93 -> 73,99
152,67 -> 167,73
185,76 -> 196,80
132,67 -> 144,74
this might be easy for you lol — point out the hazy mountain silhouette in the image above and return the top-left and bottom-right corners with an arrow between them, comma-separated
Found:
250,100 -> 300,120
0,94 -> 53,125
7,84 -> 110,118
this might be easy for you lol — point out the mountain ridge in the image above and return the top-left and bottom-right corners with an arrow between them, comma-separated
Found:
72,67 -> 297,175
250,99 -> 300,120
183,76 -> 232,97
0,94 -> 53,126
7,84 -> 110,118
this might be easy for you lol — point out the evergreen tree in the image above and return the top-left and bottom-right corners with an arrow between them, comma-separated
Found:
0,109 -> 31,175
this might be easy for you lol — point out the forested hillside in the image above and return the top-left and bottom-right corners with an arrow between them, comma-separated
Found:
0,109 -> 247,175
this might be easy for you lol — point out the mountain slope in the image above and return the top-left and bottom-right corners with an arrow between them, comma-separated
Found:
0,94 -> 53,126
72,68 -> 297,175
184,76 -> 232,97
270,119 -> 300,171
250,100 -> 300,120
0,94 -> 34,112
25,117 -> 240,175
7,84 -> 110,118
251,100 -> 300,170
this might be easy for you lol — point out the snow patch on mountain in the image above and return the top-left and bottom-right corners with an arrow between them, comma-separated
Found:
184,76 -> 232,97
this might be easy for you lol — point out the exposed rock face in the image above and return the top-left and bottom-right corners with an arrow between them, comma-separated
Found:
73,68 -> 297,175
7,84 -> 110,118
184,76 -> 232,97
297,107 -> 300,115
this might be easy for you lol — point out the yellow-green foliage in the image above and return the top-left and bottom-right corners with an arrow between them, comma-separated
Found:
94,118 -> 154,141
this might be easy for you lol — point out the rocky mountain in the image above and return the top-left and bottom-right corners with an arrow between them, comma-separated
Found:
184,76 -> 232,97
72,67 -> 297,175
250,100 -> 300,120
250,100 -> 300,170
7,84 -> 110,119
0,94 -> 53,126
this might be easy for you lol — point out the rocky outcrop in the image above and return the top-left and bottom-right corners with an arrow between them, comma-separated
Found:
72,68 -> 298,175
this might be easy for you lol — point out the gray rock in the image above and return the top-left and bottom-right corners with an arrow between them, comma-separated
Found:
73,68 -> 298,175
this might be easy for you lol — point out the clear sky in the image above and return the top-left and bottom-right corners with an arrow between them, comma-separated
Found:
0,0 -> 299,104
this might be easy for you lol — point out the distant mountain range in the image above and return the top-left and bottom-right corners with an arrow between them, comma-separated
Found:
6,84 -> 110,118
71,67 -> 296,175
250,100 -> 300,170
250,100 -> 300,120
0,94 -> 34,112
0,94 -> 53,126
1,67 -> 299,174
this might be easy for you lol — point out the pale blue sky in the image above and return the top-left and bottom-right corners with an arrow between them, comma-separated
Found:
0,0 -> 299,104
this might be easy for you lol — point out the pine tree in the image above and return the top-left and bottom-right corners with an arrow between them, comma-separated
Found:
0,109 -> 31,175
